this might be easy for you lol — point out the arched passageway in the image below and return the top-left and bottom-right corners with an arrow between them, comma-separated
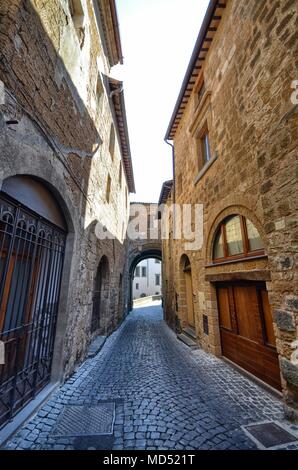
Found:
128,249 -> 162,312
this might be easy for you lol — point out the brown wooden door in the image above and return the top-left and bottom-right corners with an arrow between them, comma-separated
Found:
217,281 -> 281,390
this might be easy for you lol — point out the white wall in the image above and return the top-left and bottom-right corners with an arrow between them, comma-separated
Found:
133,258 -> 162,299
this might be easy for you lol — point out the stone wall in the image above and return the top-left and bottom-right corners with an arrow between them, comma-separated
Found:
0,0 -> 131,380
162,0 -> 298,417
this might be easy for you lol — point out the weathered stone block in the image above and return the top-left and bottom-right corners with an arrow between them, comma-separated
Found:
274,309 -> 295,331
285,296 -> 298,312
281,358 -> 298,388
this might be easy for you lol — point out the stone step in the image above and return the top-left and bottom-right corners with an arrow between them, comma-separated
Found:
87,336 -> 107,358
177,333 -> 198,350
183,325 -> 197,340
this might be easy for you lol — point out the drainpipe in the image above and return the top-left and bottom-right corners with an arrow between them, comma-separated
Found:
109,85 -> 123,99
164,138 -> 176,226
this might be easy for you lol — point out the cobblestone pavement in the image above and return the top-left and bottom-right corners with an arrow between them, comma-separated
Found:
4,302 -> 298,450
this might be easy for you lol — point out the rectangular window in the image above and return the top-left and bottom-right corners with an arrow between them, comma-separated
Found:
69,0 -> 85,48
136,283 -> 139,290
135,266 -> 140,277
96,74 -> 104,112
155,259 -> 160,264
155,274 -> 160,286
201,131 -> 211,164
142,267 -> 146,277
106,174 -> 111,202
119,163 -> 122,188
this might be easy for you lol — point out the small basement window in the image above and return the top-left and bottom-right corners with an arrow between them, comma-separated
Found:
96,74 -> 104,112
106,174 -> 111,203
69,0 -> 85,48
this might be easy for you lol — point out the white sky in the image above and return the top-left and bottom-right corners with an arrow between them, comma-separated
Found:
112,0 -> 210,203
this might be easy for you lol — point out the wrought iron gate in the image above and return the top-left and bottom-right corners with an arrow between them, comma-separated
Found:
0,193 -> 66,428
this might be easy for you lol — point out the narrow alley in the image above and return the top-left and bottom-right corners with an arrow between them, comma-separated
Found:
5,302 -> 298,451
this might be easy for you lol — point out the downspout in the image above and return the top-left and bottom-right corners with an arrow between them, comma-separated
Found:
164,138 -> 177,328
109,85 -> 123,99
164,139 -> 175,202
164,138 -> 176,222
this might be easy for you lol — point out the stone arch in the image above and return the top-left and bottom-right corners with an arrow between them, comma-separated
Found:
128,247 -> 162,312
0,173 -> 76,386
0,171 -> 77,235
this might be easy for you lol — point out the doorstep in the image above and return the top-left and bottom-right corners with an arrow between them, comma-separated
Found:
177,332 -> 198,350
87,336 -> 107,358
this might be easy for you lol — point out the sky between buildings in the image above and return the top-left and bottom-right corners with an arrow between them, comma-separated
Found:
112,0 -> 210,203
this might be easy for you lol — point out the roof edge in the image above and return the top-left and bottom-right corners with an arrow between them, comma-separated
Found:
165,0 -> 219,140
108,77 -> 135,193
158,180 -> 173,206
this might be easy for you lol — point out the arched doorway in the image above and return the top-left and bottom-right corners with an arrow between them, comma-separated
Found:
128,249 -> 162,312
180,254 -> 195,329
0,176 -> 68,428
212,214 -> 281,390
91,256 -> 110,333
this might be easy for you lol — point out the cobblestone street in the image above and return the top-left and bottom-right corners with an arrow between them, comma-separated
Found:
4,302 -> 298,451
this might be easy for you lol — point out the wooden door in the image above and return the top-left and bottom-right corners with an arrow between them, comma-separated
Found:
185,270 -> 195,327
217,282 -> 281,390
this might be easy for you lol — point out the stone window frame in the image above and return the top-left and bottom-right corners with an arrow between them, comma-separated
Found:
197,121 -> 212,168
189,72 -> 218,185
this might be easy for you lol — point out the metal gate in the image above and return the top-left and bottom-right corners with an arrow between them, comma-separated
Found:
0,193 -> 66,428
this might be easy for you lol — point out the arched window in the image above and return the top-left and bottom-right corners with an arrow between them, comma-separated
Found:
213,215 -> 264,262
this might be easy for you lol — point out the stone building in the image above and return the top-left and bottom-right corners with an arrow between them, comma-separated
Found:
0,0 -> 135,431
132,258 -> 162,300
161,0 -> 298,418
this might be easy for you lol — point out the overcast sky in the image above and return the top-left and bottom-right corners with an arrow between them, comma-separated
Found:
112,0 -> 209,202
